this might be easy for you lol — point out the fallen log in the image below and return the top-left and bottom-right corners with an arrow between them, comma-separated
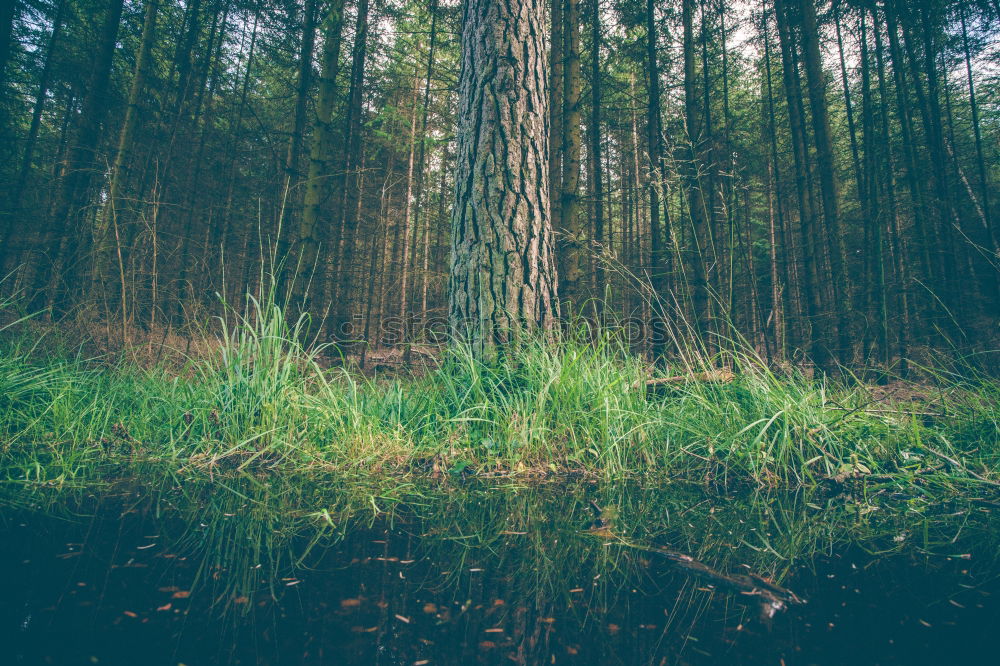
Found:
584,501 -> 803,617
635,369 -> 736,391
634,540 -> 804,615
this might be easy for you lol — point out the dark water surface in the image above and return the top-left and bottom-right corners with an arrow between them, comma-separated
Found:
1,477 -> 997,665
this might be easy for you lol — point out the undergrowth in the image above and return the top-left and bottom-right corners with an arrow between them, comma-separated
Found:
0,288 -> 997,491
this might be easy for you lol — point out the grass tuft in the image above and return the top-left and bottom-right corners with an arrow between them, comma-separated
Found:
0,291 -> 997,490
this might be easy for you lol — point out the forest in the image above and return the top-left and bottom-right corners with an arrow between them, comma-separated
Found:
1,0 -> 997,371
1,3 -> 1000,662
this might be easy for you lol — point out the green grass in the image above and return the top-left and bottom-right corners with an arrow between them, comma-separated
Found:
0,291 -> 998,490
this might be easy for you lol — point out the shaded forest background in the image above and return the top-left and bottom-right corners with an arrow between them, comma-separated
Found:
0,0 -> 997,371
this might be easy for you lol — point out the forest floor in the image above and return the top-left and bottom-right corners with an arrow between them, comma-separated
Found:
0,299 -> 998,495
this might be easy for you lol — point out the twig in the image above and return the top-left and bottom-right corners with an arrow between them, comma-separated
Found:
827,406 -> 943,418
923,446 -> 1000,488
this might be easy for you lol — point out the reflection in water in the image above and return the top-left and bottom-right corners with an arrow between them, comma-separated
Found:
1,475 -> 999,665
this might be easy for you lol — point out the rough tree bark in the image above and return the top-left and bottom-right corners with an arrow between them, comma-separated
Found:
448,0 -> 560,354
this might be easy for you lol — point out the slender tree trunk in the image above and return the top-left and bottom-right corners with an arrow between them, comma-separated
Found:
278,0 -> 318,278
91,0 -> 159,304
0,0 -> 16,93
915,4 -> 964,307
559,0 -> 584,309
11,0 -> 65,205
761,4 -> 791,356
897,3 -> 960,321
398,68 -> 422,333
428,138 -> 450,323
550,0 -> 564,235
645,0 -> 668,357
331,0 -> 371,339
449,0 -> 559,354
700,0 -> 721,329
774,0 -> 827,372
413,0 -> 440,332
682,0 -> 711,340
294,0 -> 345,311
38,0 -> 126,312
174,1 -> 227,324
857,10 -> 887,365
627,71 -> 643,325
796,0 -> 851,365
361,180 -> 389,367
872,7 -> 908,371
589,0 -> 604,313
720,2 -> 738,341
883,0 -> 932,327
834,7 -> 865,215
960,6 -> 999,291
216,8 -> 259,313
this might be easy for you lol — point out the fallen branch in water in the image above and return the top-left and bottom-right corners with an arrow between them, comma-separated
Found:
584,502 -> 803,615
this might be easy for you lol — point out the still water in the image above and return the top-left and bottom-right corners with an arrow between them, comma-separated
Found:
1,476 -> 997,665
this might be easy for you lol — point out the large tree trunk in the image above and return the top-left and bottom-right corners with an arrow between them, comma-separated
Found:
449,0 -> 559,354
